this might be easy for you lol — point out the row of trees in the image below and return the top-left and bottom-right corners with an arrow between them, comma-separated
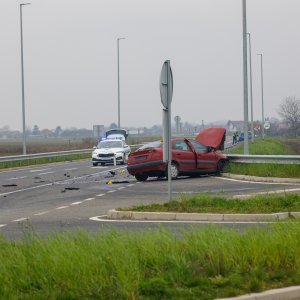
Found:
1,97 -> 299,139
278,96 -> 300,137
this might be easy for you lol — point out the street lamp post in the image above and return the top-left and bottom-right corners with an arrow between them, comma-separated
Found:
257,53 -> 265,139
20,3 -> 30,155
117,37 -> 125,128
247,33 -> 254,143
242,0 -> 249,154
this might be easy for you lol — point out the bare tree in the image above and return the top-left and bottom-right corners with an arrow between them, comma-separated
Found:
278,96 -> 300,137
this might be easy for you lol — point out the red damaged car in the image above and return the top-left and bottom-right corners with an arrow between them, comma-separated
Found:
127,127 -> 228,181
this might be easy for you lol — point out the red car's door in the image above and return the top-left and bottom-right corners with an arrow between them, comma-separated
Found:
188,140 -> 218,172
172,140 -> 196,171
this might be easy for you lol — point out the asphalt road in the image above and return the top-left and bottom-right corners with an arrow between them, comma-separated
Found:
0,159 -> 299,239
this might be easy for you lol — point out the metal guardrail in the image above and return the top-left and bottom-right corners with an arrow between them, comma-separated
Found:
0,148 -> 299,165
227,154 -> 300,164
0,145 -> 144,163
0,149 -> 91,162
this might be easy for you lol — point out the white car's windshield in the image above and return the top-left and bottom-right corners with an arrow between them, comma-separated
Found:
97,140 -> 122,149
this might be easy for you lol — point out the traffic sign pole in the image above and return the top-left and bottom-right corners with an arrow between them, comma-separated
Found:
160,60 -> 173,202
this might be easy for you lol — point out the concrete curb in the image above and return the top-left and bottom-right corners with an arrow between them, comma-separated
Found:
217,285 -> 300,299
107,210 -> 300,222
222,173 -> 300,184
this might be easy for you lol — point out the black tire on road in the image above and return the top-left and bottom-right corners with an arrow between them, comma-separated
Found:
93,162 -> 98,166
166,162 -> 179,179
100,163 -> 105,166
216,159 -> 226,174
135,174 -> 148,182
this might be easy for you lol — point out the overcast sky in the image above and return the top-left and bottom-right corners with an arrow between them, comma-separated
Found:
1,0 -> 300,130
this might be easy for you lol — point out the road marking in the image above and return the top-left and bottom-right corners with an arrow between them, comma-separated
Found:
12,217 -> 28,222
217,176 -> 300,185
117,187 -> 126,190
70,201 -> 82,205
89,216 -> 274,224
83,197 -> 95,201
90,166 -> 108,169
64,168 -> 78,171
126,184 -> 135,187
96,194 -> 105,197
34,211 -> 49,216
0,183 -> 53,197
56,206 -> 69,210
38,171 -> 55,175
107,190 -> 116,193
8,176 -> 27,180
29,168 -> 51,173
0,224 -> 7,228
0,166 -> 128,197
233,187 -> 300,198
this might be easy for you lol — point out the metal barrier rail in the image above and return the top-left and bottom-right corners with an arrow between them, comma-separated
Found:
227,154 -> 300,164
0,145 -> 143,163
0,148 -> 299,165
0,149 -> 91,162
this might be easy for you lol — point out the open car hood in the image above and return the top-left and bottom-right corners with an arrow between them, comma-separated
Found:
195,127 -> 226,150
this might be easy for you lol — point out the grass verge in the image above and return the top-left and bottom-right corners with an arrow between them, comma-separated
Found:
224,162 -> 300,178
0,153 -> 90,170
225,137 -> 297,155
1,223 -> 300,299
119,194 -> 300,214
224,137 -> 300,178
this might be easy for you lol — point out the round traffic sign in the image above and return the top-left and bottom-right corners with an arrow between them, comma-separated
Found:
160,60 -> 173,109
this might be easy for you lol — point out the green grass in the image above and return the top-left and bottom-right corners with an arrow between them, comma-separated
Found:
120,194 -> 300,214
0,138 -> 95,156
0,153 -> 90,170
226,137 -> 297,155
1,223 -> 300,299
225,162 -> 300,178
224,137 -> 300,178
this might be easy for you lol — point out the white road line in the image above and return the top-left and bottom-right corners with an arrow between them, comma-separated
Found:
117,187 -> 126,190
34,211 -> 49,216
89,216 -> 274,224
29,168 -> 51,173
107,190 -> 116,193
96,194 -> 105,197
70,201 -> 82,205
0,183 -> 53,197
83,197 -> 95,201
217,176 -> 299,185
90,166 -> 108,169
12,217 -> 28,222
56,206 -> 69,210
233,188 -> 300,198
8,176 -> 27,180
64,168 -> 78,171
38,171 -> 55,175
0,166 -> 128,197
0,224 -> 7,228
126,184 -> 135,187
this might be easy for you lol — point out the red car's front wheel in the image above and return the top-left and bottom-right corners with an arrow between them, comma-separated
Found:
165,162 -> 179,179
135,174 -> 149,182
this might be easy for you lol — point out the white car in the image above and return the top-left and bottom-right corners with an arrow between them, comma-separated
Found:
92,139 -> 131,166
